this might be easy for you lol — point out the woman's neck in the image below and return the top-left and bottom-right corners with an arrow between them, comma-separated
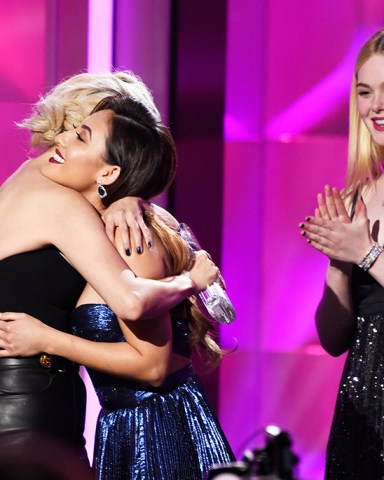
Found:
82,191 -> 104,215
33,148 -> 105,215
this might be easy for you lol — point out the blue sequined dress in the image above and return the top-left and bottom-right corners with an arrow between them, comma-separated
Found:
71,304 -> 235,480
325,265 -> 384,479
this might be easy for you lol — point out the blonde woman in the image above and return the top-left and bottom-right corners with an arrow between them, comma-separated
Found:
20,70 -> 169,251
300,30 -> 384,478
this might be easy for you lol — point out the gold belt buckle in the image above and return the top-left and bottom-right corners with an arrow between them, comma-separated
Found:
39,354 -> 52,369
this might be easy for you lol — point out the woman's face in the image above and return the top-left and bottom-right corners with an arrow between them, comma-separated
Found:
41,109 -> 113,196
357,54 -> 384,146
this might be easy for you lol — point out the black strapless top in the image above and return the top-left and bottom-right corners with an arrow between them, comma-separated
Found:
352,264 -> 384,315
0,246 -> 85,332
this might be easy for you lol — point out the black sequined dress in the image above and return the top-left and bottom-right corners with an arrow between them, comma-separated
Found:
326,265 -> 384,479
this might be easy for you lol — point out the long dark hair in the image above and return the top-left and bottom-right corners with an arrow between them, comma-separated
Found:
93,94 -> 177,207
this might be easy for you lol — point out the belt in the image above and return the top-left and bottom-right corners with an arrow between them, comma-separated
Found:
0,354 -> 76,372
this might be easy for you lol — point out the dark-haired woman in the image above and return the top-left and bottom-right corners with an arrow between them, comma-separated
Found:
0,94 -> 218,462
0,95 -> 234,479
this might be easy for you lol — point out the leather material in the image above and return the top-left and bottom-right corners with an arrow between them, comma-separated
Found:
0,363 -> 86,448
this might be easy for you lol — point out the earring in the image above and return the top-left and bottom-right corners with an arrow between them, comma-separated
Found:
97,178 -> 107,199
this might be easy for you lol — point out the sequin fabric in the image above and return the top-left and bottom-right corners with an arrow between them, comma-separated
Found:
71,304 -> 235,479
324,262 -> 384,479
326,313 -> 384,479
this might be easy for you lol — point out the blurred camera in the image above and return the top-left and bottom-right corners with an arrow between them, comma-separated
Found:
207,426 -> 299,480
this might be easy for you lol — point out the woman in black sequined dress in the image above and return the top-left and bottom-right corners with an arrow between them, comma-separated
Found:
300,30 -> 384,479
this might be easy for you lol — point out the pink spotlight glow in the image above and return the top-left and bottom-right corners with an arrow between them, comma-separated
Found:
87,0 -> 114,73
84,0 -> 114,462
266,29 -> 376,140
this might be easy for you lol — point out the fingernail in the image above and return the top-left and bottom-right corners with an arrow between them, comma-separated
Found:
305,216 -> 311,222
137,246 -> 142,254
147,241 -> 152,248
125,248 -> 131,256
307,239 -> 311,244
299,223 -> 304,228
301,231 -> 306,236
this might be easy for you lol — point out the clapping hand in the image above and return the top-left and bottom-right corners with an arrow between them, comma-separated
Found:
300,186 -> 372,264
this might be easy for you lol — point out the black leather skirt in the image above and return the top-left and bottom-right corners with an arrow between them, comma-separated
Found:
0,355 -> 87,452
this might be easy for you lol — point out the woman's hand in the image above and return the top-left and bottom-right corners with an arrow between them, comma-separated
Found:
101,197 -> 154,254
0,312 -> 47,356
300,195 -> 372,264
188,250 -> 219,293
314,185 -> 353,271
315,185 -> 351,223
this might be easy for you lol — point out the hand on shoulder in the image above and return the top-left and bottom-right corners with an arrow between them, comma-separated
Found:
114,225 -> 171,280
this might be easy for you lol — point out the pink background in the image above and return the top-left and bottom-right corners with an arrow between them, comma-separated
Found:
1,1 -> 384,479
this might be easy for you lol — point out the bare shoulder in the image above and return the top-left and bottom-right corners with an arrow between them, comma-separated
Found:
35,177 -> 95,215
114,227 -> 171,279
0,162 -> 92,229
0,165 -> 99,256
17,173 -> 100,240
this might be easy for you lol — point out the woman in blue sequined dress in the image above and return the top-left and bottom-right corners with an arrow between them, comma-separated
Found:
71,217 -> 235,480
0,94 -> 235,479
300,30 -> 384,479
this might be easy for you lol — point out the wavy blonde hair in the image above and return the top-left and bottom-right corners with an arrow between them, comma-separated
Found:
19,70 -> 161,147
146,212 -> 225,367
345,30 -> 384,201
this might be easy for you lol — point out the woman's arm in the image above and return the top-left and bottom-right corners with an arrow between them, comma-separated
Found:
315,261 -> 354,356
31,186 -> 217,322
0,313 -> 171,386
0,227 -> 178,385
302,186 -> 356,355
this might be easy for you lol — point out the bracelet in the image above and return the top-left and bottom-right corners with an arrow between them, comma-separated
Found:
358,242 -> 384,271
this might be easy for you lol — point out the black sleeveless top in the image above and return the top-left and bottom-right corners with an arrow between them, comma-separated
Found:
350,190 -> 384,315
352,265 -> 384,315
0,246 -> 86,332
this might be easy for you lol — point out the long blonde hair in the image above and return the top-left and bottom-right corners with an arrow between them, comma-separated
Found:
345,30 -> 384,200
146,212 -> 225,367
19,70 -> 161,147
